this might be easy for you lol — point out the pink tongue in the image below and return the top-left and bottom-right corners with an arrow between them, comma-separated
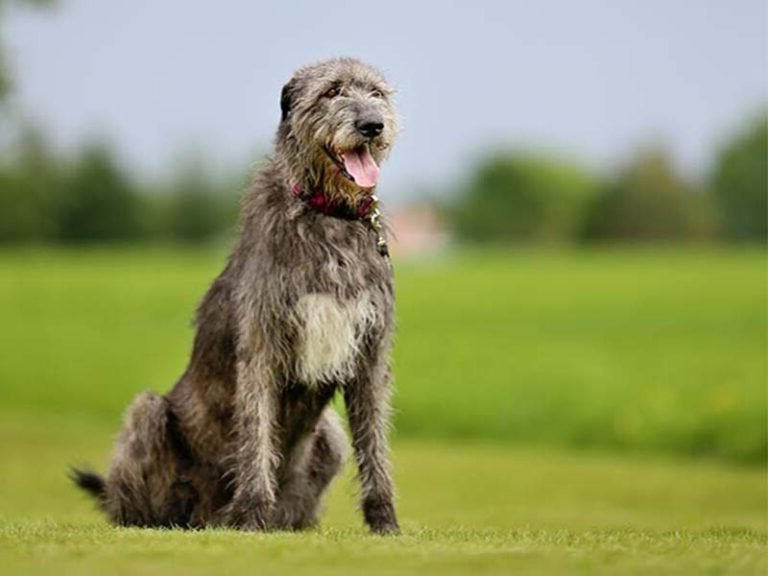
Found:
341,147 -> 380,188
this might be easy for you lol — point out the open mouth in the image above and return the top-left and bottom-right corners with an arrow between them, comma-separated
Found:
324,145 -> 380,188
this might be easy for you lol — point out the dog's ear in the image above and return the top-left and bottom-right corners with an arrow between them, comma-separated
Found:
280,79 -> 297,122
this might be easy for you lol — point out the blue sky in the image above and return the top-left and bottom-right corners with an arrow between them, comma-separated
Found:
6,0 -> 767,202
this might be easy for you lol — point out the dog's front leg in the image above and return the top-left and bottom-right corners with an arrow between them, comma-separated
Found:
229,356 -> 280,530
344,349 -> 399,535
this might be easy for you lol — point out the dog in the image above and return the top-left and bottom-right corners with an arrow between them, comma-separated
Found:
72,57 -> 400,534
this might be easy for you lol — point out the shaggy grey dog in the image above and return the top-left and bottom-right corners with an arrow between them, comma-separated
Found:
72,57 -> 400,534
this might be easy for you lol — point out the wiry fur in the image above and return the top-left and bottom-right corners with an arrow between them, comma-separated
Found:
72,58 -> 400,533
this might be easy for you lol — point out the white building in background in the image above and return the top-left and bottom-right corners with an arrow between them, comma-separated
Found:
388,204 -> 449,257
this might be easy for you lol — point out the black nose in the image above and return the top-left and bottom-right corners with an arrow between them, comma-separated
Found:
356,118 -> 384,138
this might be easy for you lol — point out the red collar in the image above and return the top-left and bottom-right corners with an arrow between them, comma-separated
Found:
291,183 -> 374,220
290,182 -> 391,261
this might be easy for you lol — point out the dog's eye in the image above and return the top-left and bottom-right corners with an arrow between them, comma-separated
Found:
324,87 -> 339,99
371,89 -> 385,98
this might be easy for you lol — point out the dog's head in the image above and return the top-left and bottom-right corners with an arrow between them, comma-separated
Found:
277,58 -> 398,200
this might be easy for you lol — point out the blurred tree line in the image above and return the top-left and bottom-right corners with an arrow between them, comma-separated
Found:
0,114 -> 764,245
0,125 -> 243,244
451,112 -> 767,245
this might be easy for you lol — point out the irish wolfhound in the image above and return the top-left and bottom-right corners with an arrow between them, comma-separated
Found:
72,57 -> 400,534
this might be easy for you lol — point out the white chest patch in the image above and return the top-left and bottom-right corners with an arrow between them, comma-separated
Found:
294,292 -> 378,386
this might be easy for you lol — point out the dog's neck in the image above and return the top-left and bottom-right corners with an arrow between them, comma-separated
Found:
291,182 -> 375,221
290,181 -> 390,260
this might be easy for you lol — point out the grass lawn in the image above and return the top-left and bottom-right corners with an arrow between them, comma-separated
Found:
0,415 -> 765,576
0,248 -> 764,462
0,248 -> 765,573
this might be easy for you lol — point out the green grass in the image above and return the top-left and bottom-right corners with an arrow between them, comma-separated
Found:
0,248 -> 764,462
0,415 -> 765,575
0,248 -> 765,573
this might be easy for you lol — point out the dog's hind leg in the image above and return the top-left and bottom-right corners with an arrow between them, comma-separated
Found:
102,391 -> 196,527
272,408 -> 348,530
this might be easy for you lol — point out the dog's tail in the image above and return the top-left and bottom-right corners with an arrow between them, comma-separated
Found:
69,467 -> 107,507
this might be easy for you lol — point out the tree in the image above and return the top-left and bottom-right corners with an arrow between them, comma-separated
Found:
58,141 -> 145,243
452,152 -> 599,244
0,123 -> 60,241
710,114 -> 767,243
582,147 -> 710,242
165,161 -> 230,243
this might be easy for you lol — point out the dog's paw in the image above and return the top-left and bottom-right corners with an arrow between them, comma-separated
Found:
238,517 -> 269,532
226,501 -> 272,532
370,520 -> 400,535
363,495 -> 400,535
